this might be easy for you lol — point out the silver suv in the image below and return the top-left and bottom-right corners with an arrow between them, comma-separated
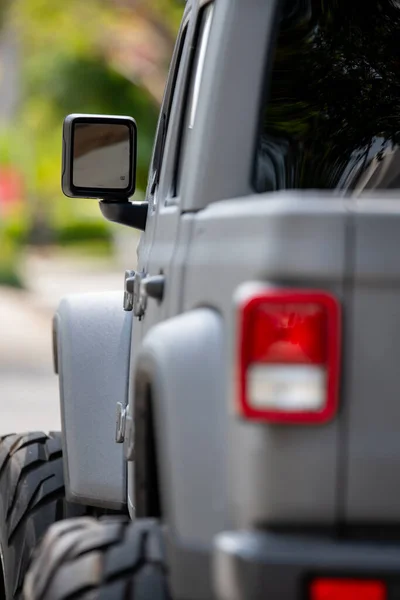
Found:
2,0 -> 400,598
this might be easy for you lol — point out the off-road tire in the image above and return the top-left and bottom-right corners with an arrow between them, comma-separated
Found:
0,432 -> 90,600
23,517 -> 170,600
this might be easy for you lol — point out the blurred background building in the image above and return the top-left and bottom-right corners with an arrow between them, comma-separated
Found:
0,0 -> 181,432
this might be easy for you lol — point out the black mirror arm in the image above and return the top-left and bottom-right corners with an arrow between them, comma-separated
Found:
99,200 -> 148,232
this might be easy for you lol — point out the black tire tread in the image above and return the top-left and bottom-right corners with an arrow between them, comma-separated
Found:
23,517 -> 169,600
0,432 -> 88,599
1,433 -> 64,535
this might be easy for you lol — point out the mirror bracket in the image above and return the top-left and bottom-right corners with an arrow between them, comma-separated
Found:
99,200 -> 148,232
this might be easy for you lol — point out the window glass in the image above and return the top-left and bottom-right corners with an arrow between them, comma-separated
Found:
148,25 -> 188,198
175,4 -> 214,195
255,0 -> 400,194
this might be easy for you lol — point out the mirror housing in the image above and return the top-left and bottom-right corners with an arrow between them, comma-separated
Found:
62,113 -> 137,200
61,113 -> 148,231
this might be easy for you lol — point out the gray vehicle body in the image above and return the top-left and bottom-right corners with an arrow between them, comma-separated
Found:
54,0 -> 400,598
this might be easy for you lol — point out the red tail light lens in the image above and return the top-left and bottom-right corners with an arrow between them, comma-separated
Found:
310,578 -> 387,600
238,290 -> 341,424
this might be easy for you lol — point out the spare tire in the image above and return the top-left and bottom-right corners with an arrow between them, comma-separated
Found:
0,432 -> 91,599
23,517 -> 170,600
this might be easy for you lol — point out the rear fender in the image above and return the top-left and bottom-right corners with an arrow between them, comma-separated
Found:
129,309 -> 232,600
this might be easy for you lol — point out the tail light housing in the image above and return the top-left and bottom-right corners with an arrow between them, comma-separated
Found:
309,578 -> 387,600
237,289 -> 341,424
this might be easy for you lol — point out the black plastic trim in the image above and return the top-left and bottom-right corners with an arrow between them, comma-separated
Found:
99,200 -> 148,232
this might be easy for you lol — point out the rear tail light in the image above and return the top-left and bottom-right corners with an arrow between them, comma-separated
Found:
238,290 -> 341,424
309,578 -> 387,600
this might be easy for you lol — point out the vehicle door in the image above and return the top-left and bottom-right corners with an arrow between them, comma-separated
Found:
138,1 -> 214,332
126,0 -> 215,516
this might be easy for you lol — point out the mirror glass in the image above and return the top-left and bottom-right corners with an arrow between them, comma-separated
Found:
73,123 -> 131,190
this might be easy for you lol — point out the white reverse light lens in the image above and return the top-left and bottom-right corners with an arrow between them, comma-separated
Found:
247,364 -> 326,412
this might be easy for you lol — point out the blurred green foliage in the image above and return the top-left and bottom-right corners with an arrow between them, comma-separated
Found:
27,54 -> 158,190
0,0 -> 181,284
0,214 -> 24,287
6,0 -> 181,197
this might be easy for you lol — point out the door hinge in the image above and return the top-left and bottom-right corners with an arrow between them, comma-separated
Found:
123,270 -> 136,311
133,270 -> 147,319
115,402 -> 127,443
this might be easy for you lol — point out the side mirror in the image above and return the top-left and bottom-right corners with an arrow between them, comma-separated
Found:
62,114 -> 148,231
62,114 -> 137,200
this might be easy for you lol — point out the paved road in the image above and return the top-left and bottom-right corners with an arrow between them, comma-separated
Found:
0,253 -> 126,435
0,288 -> 60,434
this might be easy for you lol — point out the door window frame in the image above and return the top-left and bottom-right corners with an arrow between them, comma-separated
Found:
172,1 -> 214,200
146,12 -> 191,211
154,0 -> 215,209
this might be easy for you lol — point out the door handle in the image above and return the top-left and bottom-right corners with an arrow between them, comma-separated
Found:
141,275 -> 165,302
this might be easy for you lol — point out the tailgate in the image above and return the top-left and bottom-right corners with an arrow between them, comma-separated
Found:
344,199 -> 400,524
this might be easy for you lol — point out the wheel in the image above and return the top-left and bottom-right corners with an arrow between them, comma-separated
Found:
23,517 -> 170,600
0,432 -> 90,600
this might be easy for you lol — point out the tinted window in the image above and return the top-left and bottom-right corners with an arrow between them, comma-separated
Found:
255,0 -> 400,193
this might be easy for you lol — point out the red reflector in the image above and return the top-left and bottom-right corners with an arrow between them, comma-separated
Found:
310,578 -> 387,600
238,290 -> 341,424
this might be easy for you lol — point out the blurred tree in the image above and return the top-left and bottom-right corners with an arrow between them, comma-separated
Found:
102,0 -> 182,103
0,0 -> 10,28
0,0 -> 182,231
